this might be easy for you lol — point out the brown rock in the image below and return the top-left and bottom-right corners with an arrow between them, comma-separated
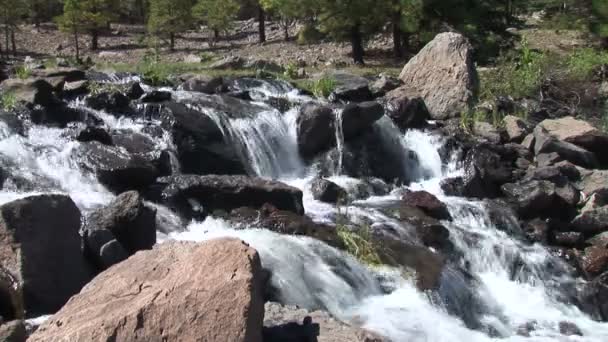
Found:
504,115 -> 529,142
398,32 -> 478,119
30,239 -> 265,342
581,246 -> 608,278
402,190 -> 452,221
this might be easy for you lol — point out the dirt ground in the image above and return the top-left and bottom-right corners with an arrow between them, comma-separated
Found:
12,20 -> 405,69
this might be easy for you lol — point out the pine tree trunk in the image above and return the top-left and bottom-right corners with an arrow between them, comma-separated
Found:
258,6 -> 266,43
283,23 -> 289,41
392,11 -> 403,58
170,33 -> 175,51
10,29 -> 16,56
214,29 -> 219,41
74,29 -> 80,61
91,30 -> 99,51
5,27 -> 10,58
350,24 -> 364,65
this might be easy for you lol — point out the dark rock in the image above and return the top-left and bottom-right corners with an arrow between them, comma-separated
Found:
340,101 -> 384,139
579,271 -> 608,320
571,207 -> 608,237
84,191 -> 156,261
0,195 -> 93,316
159,102 -> 246,175
181,75 -> 225,94
0,320 -> 26,342
554,161 -> 581,182
0,79 -> 56,107
296,102 -> 335,159
456,144 -> 514,199
533,126 -> 598,169
82,227 -> 128,270
384,87 -> 429,129
501,180 -> 558,219
126,82 -> 145,100
473,122 -> 506,144
140,90 -> 172,103
370,75 -> 401,97
110,130 -> 156,155
229,205 -> 339,248
559,321 -> 583,336
326,71 -> 372,102
148,175 -> 304,221
536,152 -> 563,167
402,191 -> 451,220
76,126 -> 113,145
524,218 -> 550,243
581,246 -> 608,278
86,91 -> 132,114
75,141 -> 159,193
586,231 -> 608,248
310,179 -> 347,204
551,231 -> 584,248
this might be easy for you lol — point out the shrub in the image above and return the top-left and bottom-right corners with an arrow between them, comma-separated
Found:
297,24 -> 324,45
14,65 -> 32,80
566,48 -> 608,80
283,62 -> 298,80
1,93 -> 18,111
309,76 -> 336,98
336,224 -> 382,266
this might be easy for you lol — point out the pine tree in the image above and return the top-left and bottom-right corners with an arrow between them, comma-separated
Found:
148,0 -> 194,50
0,0 -> 27,57
260,0 -> 301,40
592,0 -> 608,47
57,0 -> 84,60
193,0 -> 240,41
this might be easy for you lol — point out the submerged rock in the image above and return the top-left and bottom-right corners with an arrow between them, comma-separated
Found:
29,239 -> 265,342
311,178 -> 347,204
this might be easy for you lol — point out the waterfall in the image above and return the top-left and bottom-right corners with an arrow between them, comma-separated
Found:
333,108 -> 345,175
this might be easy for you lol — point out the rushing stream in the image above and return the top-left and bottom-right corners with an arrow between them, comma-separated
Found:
1,76 -> 607,341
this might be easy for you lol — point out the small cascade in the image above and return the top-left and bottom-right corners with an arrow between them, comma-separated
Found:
333,108 -> 345,175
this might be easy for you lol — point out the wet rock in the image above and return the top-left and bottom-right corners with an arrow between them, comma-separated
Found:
402,191 -> 451,221
110,130 -> 156,156
326,71 -> 372,102
559,321 -> 583,336
181,75 -> 226,94
455,144 -> 514,199
571,207 -> 608,237
29,239 -> 265,342
297,102 -> 335,159
83,191 -> 156,270
76,141 -> 159,193
140,90 -> 172,103
126,82 -> 144,99
533,126 -> 598,169
579,271 -> 608,320
263,302 -> 386,342
524,218 -> 550,243
504,115 -> 529,143
0,320 -> 26,342
148,175 -> 304,221
75,126 -> 113,145
85,91 -> 132,114
341,101 -> 384,139
229,205 -> 340,248
586,231 -> 608,248
384,87 -> 429,129
0,195 -> 93,316
311,179 -> 347,204
397,32 -> 478,119
551,231 -> 584,248
159,102 -> 246,175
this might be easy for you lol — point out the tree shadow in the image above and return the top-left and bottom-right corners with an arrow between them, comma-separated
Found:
263,316 -> 320,342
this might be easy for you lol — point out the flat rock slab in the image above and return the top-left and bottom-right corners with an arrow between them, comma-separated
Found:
30,239 -> 265,342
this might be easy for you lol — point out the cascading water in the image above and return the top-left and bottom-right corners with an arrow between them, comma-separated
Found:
4,74 -> 608,341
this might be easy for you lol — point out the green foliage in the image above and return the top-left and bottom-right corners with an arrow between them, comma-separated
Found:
566,48 -> 608,80
193,0 -> 239,36
283,62 -> 298,79
0,92 -> 18,111
297,24 -> 324,45
14,65 -> 32,80
309,76 -> 336,98
591,0 -> 608,38
147,0 -> 193,44
336,224 -> 382,266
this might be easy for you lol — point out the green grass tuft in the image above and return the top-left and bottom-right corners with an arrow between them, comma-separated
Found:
1,92 -> 18,111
